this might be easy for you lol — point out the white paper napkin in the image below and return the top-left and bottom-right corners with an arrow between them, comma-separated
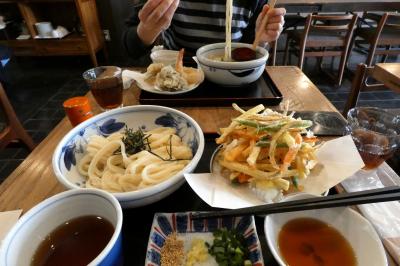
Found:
185,135 -> 365,209
0,210 -> 22,243
341,165 -> 400,265
122,70 -> 144,90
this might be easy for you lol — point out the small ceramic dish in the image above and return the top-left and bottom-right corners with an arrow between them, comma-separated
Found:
150,50 -> 179,65
265,193 -> 387,266
145,212 -> 264,266
122,70 -> 204,95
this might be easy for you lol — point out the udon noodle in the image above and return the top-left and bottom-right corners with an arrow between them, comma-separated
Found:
224,0 -> 233,61
77,127 -> 192,193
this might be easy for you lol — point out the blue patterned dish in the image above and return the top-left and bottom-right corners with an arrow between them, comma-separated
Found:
52,105 -> 205,208
145,212 -> 264,266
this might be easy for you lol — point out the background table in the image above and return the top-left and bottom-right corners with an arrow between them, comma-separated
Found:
374,63 -> 400,93
0,66 -> 396,265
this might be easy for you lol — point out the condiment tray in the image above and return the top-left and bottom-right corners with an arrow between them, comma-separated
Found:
145,212 -> 264,266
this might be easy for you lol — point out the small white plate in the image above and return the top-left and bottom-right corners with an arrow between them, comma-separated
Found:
122,69 -> 203,95
34,31 -> 70,39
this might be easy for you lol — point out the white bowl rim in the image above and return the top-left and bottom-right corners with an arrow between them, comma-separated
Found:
196,42 -> 268,67
0,188 -> 123,266
151,50 -> 179,56
52,105 -> 205,202
264,192 -> 387,266
150,50 -> 179,61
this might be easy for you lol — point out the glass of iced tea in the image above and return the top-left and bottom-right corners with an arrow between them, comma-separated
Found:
83,66 -> 123,110
346,107 -> 400,170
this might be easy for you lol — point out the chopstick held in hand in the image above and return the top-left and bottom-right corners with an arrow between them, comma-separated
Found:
192,186 -> 400,219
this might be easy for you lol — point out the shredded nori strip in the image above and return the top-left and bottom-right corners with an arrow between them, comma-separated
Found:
114,127 -> 181,161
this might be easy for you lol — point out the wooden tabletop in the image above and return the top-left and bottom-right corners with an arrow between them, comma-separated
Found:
0,66 -> 396,264
374,63 -> 400,93
0,66 -> 337,212
277,0 -> 400,12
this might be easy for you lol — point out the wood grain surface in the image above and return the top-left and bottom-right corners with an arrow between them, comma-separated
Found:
0,66 -> 336,212
374,63 -> 400,93
0,66 -> 396,264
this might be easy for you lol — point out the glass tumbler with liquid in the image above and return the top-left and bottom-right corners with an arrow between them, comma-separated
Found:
346,107 -> 400,170
83,66 -> 123,110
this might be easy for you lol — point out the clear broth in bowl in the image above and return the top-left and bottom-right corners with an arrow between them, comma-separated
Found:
31,215 -> 114,266
278,217 -> 357,266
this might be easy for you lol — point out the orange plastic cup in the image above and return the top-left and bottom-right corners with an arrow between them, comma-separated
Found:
63,96 -> 94,126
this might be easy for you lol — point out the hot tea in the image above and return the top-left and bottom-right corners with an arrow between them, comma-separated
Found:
90,80 -> 123,110
31,215 -> 114,266
83,66 -> 123,110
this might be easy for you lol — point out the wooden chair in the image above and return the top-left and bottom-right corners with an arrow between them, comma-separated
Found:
342,63 -> 388,116
0,83 -> 35,151
270,13 -> 307,66
353,12 -> 400,66
283,14 -> 358,86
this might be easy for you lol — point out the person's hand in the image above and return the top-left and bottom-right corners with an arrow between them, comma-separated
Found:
255,5 -> 286,44
137,0 -> 179,45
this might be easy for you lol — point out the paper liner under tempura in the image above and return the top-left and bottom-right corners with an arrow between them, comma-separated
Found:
184,135 -> 365,209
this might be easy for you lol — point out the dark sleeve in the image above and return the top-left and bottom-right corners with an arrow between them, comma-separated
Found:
240,0 -> 267,44
122,7 -> 154,61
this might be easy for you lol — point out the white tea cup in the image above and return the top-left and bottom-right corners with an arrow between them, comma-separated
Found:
35,22 -> 53,38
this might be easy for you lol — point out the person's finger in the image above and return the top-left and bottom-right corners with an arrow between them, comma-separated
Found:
138,0 -> 163,22
265,22 -> 283,32
267,14 -> 285,24
267,7 -> 286,17
158,0 -> 179,29
262,4 -> 270,16
147,0 -> 175,23
257,4 -> 269,24
266,30 -> 280,39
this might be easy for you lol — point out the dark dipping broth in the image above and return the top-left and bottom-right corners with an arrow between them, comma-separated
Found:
278,217 -> 357,266
31,215 -> 114,266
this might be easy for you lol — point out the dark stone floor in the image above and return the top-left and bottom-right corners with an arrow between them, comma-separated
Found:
0,49 -> 399,182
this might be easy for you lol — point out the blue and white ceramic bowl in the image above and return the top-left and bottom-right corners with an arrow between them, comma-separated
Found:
0,189 -> 123,266
196,42 -> 268,86
52,105 -> 205,208
145,212 -> 264,266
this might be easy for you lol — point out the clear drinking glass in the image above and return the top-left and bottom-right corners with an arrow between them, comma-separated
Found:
83,66 -> 123,110
346,107 -> 400,170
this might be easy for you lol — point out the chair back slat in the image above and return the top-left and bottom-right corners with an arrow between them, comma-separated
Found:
312,14 -> 354,21
312,24 -> 350,31
309,14 -> 357,32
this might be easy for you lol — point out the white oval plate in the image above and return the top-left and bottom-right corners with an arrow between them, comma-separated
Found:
122,69 -> 204,95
